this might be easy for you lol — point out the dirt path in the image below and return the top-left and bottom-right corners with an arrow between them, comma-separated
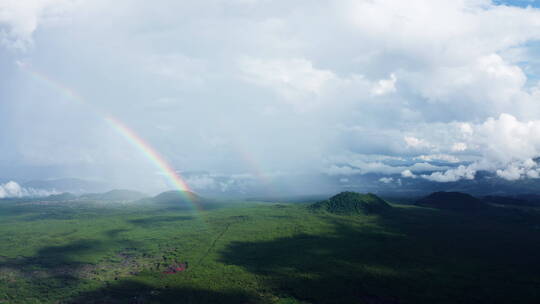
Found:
196,223 -> 231,266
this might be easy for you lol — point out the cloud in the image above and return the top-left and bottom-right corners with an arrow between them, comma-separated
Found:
143,54 -> 208,88
0,181 -> 58,198
2,1 -> 540,193
401,170 -> 417,179
239,57 -> 373,110
415,154 -> 460,163
325,165 -> 362,176
404,136 -> 434,150
421,165 -> 476,182
0,181 -> 23,198
371,73 -> 396,96
378,177 -> 393,183
324,160 -> 448,176
181,172 -> 270,194
185,174 -> 216,190
474,113 -> 540,164
415,113 -> 540,182
240,58 -> 336,98
0,0 -> 77,50
451,143 -> 468,152
496,159 -> 540,180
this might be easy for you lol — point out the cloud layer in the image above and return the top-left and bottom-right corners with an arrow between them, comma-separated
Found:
2,0 -> 540,194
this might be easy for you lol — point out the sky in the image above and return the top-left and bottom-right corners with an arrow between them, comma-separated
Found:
2,0 -> 540,196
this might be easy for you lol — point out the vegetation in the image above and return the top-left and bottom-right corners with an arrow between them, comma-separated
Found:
311,191 -> 391,215
482,194 -> 540,207
0,193 -> 539,303
143,190 -> 202,205
416,191 -> 486,211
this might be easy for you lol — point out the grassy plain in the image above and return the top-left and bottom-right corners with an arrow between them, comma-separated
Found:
0,197 -> 539,303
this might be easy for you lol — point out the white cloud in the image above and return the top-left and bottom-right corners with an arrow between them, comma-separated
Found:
401,170 -> 417,179
239,58 -> 337,101
0,181 -> 23,198
238,57 -> 373,110
342,1 -> 540,61
473,113 -> 540,164
496,165 -> 524,181
421,165 -> 476,182
451,142 -> 468,152
495,159 -> 540,181
415,113 -> 540,182
0,0 -> 77,50
379,177 -> 393,183
371,73 -> 397,96
415,154 -> 460,163
459,123 -> 473,135
0,181 -> 58,198
404,136 -> 433,150
411,54 -> 528,114
185,175 -> 216,190
324,160 -> 448,176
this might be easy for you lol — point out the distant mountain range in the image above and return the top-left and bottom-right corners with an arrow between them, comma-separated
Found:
481,194 -> 540,207
308,190 -> 540,216
412,191 -> 540,212
22,178 -> 112,194
9,171 -> 540,201
32,189 -> 148,202
329,170 -> 540,197
80,189 -> 148,201
416,191 -> 486,211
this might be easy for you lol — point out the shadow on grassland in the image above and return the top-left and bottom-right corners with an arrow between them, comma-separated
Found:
0,238 -> 141,302
0,241 -> 91,293
219,206 -> 540,304
67,280 -> 258,304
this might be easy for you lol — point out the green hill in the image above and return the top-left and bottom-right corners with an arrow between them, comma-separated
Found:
416,191 -> 486,211
150,190 -> 202,205
311,191 -> 391,215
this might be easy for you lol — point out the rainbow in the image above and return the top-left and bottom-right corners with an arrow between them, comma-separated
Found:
18,62 -> 198,205
104,116 -> 198,203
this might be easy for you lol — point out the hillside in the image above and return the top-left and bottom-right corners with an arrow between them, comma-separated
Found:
80,189 -> 147,201
416,191 -> 486,211
148,190 -> 202,205
482,194 -> 540,207
311,191 -> 391,215
43,192 -> 77,201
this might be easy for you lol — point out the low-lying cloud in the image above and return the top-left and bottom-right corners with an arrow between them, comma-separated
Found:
0,181 -> 58,198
